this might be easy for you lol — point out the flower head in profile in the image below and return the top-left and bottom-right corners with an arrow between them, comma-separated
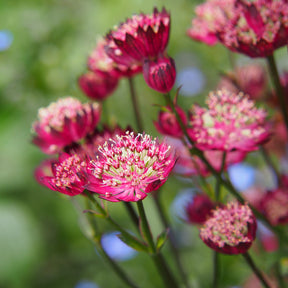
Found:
185,194 -> 215,225
105,7 -> 170,65
188,89 -> 270,151
78,71 -> 119,101
85,131 -> 176,202
88,37 -> 142,78
32,97 -> 101,154
187,0 -> 288,58
200,202 -> 257,254
154,105 -> 187,138
260,188 -> 288,226
35,153 -> 87,196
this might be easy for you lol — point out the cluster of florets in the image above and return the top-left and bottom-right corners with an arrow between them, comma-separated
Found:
200,202 -> 257,254
187,0 -> 288,58
85,132 -> 176,202
32,97 -> 101,154
188,89 -> 270,151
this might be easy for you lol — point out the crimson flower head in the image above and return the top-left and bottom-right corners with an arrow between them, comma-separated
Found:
85,131 -> 176,202
105,7 -> 170,65
187,0 -> 288,58
185,194 -> 215,225
154,105 -> 187,138
188,89 -> 270,152
35,153 -> 87,196
78,71 -> 119,101
260,188 -> 288,226
32,97 -> 101,154
143,56 -> 176,93
200,202 -> 257,254
218,64 -> 268,100
88,37 -> 142,78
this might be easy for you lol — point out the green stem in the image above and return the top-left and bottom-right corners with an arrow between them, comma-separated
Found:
275,260 -> 285,288
153,193 -> 191,288
124,202 -> 139,229
128,77 -> 144,132
266,54 -> 288,134
260,146 -> 281,186
136,200 -> 180,288
83,197 -> 139,288
243,253 -> 272,288
215,151 -> 226,201
213,251 -> 220,288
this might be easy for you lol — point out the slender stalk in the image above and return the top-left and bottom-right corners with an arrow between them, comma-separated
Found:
266,54 -> 288,134
260,146 -> 281,186
136,200 -> 180,288
128,77 -> 144,132
124,202 -> 139,229
213,251 -> 220,288
275,261 -> 285,288
153,193 -> 191,288
215,151 -> 226,201
243,252 -> 272,288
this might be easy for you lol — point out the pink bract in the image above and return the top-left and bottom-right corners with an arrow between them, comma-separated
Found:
200,202 -> 257,255
187,0 -> 288,58
185,194 -> 215,225
154,106 -> 187,138
105,7 -> 170,66
32,97 -> 101,154
85,131 -> 176,202
35,153 -> 87,196
188,89 -> 270,152
88,38 -> 142,78
78,71 -> 119,101
143,56 -> 176,93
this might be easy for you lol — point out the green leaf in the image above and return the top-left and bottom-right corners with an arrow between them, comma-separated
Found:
83,209 -> 107,218
117,232 -> 149,252
156,229 -> 169,252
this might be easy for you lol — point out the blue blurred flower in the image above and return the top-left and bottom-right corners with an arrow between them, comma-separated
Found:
228,163 -> 256,191
75,281 -> 99,288
0,30 -> 13,51
176,67 -> 205,96
101,231 -> 137,261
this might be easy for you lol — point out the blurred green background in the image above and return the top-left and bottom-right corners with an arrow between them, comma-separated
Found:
1,0 -> 278,287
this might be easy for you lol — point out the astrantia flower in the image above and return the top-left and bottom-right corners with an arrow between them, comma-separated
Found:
88,37 -> 142,78
188,89 -> 270,151
78,71 -> 119,101
185,194 -> 215,225
35,153 -> 87,196
260,188 -> 288,226
105,7 -> 170,65
143,56 -> 176,93
218,64 -> 268,100
85,132 -> 176,202
187,0 -> 288,58
32,97 -> 101,154
154,105 -> 187,138
200,202 -> 257,254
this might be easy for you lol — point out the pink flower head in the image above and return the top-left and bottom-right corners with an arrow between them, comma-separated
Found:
85,131 -> 176,202
143,56 -> 176,93
185,194 -> 215,225
32,97 -> 101,154
188,89 -> 270,152
88,37 -> 142,78
187,0 -> 288,58
78,71 -> 119,101
200,202 -> 257,254
105,7 -> 170,66
218,64 -> 268,100
167,138 -> 246,177
35,153 -> 87,196
154,106 -> 187,138
260,188 -> 288,226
